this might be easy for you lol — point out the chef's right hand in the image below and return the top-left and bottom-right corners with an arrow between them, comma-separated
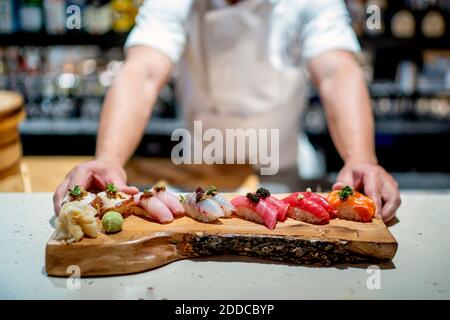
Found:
53,159 -> 139,215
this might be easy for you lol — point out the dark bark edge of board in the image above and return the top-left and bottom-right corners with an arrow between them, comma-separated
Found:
179,233 -> 398,266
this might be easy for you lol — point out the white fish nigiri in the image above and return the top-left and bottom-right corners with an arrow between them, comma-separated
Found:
97,183 -> 132,213
205,186 -> 235,217
181,189 -> 225,223
152,185 -> 185,216
62,185 -> 97,207
137,190 -> 174,223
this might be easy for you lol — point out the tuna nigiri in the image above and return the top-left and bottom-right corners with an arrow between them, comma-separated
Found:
297,188 -> 338,218
231,193 -> 278,230
255,187 -> 289,222
327,186 -> 376,222
135,190 -> 174,223
181,188 -> 225,222
205,185 -> 236,217
152,185 -> 185,216
282,193 -> 330,225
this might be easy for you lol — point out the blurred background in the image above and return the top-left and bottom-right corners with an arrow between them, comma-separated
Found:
0,0 -> 449,192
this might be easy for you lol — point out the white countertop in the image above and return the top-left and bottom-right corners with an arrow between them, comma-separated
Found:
1,191 -> 449,300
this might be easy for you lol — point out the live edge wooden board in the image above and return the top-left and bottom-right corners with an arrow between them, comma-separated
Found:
45,194 -> 398,277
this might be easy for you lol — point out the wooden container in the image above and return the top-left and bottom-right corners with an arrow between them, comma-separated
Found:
0,91 -> 26,192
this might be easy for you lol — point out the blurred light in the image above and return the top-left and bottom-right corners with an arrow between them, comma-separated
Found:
58,73 -> 77,89
99,70 -> 114,87
80,59 -> 97,76
107,60 -> 123,76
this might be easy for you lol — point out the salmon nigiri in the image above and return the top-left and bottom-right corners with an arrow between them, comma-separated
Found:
327,186 -> 376,222
255,187 -> 289,222
152,185 -> 185,216
231,193 -> 278,230
135,190 -> 174,223
282,193 -> 330,225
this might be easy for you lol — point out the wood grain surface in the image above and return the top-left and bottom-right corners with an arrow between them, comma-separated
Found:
45,194 -> 398,277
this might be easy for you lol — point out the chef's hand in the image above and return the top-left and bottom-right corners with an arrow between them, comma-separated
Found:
333,162 -> 401,223
53,159 -> 139,215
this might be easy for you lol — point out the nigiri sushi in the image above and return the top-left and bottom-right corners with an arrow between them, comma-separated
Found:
255,187 -> 289,221
181,187 -> 225,222
135,190 -> 174,223
62,185 -> 97,208
96,183 -> 134,217
152,185 -> 185,216
231,193 -> 278,230
298,188 -> 338,218
327,186 -> 376,222
282,193 -> 330,225
205,185 -> 236,217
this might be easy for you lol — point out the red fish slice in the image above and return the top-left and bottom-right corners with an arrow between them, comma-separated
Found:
282,193 -> 330,225
255,188 -> 289,221
265,196 -> 289,222
298,191 -> 338,218
231,194 -> 278,230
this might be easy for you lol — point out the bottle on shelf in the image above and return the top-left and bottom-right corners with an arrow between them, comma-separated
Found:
19,0 -> 43,33
43,0 -> 66,35
111,0 -> 137,33
85,0 -> 113,35
421,10 -> 446,39
390,9 -> 415,39
0,0 -> 19,34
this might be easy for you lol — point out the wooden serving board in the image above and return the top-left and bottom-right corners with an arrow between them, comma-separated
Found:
45,194 -> 398,277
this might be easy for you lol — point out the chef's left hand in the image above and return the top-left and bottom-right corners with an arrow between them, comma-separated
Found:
333,162 -> 401,223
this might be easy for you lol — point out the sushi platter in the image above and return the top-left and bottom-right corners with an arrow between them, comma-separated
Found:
45,185 -> 398,277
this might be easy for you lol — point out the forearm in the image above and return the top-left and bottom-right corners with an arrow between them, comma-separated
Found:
95,47 -> 173,167
96,62 -> 159,166
315,55 -> 377,164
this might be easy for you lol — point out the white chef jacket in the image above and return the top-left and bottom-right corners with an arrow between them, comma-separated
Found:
124,0 -> 361,171
125,0 -> 360,65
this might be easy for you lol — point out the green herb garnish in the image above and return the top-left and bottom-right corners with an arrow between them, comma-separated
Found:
205,185 -> 218,196
105,183 -> 120,199
338,186 -> 354,200
68,185 -> 87,201
246,192 -> 260,203
256,187 -> 270,199
69,185 -> 81,197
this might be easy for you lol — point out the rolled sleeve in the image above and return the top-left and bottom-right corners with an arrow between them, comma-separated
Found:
300,0 -> 361,61
124,0 -> 193,64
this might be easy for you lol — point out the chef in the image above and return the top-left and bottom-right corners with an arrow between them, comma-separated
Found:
54,0 -> 401,222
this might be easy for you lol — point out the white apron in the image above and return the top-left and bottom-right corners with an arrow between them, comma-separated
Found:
177,0 -> 307,171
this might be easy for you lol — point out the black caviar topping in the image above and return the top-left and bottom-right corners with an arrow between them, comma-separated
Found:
256,187 -> 270,199
246,192 -> 260,203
